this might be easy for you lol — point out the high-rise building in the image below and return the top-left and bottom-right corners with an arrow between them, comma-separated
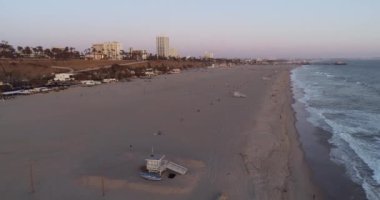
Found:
91,41 -> 123,60
156,36 -> 170,58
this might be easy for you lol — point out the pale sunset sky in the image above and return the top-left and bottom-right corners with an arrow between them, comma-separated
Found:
1,0 -> 379,58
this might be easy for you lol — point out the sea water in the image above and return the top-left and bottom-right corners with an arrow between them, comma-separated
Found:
291,60 -> 380,200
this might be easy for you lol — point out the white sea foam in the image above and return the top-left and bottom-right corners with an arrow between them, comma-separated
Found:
364,180 -> 380,200
291,66 -> 380,200
299,87 -> 380,185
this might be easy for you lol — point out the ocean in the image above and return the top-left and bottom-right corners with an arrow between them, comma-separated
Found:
291,60 -> 380,200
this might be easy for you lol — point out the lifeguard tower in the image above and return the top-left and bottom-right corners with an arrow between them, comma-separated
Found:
146,155 -> 168,176
145,154 -> 188,176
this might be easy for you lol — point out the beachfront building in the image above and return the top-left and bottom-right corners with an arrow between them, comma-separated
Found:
91,42 -> 123,60
126,48 -> 148,60
169,48 -> 180,58
204,52 -> 214,59
90,44 -> 105,60
156,36 -> 170,58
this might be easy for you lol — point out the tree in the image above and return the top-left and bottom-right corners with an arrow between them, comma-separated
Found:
91,48 -> 97,59
36,46 -> 44,57
0,41 -> 10,51
98,50 -> 103,59
72,50 -> 80,59
51,48 -> 62,59
62,47 -> 70,59
44,48 -> 53,58
15,46 -> 23,58
32,47 -> 38,56
23,46 -> 32,57
85,48 -> 91,55
17,46 -> 23,53
0,41 -> 16,58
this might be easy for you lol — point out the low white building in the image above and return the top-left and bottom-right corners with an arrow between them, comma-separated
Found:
102,78 -> 118,83
81,80 -> 102,86
53,73 -> 74,82
29,87 -> 51,93
145,68 -> 156,76
169,68 -> 181,74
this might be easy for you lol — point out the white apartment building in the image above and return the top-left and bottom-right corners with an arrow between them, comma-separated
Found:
91,42 -> 123,60
156,36 -> 170,58
204,52 -> 214,59
169,48 -> 180,58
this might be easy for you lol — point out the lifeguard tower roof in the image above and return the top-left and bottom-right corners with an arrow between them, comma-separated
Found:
147,154 -> 165,160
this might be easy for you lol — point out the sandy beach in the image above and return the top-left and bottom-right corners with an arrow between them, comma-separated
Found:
0,65 -> 320,199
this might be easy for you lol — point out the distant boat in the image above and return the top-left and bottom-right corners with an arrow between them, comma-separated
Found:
334,61 -> 347,65
311,61 -> 348,66
139,172 -> 162,181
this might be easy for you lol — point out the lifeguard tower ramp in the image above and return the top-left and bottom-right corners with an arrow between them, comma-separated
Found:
166,161 -> 188,175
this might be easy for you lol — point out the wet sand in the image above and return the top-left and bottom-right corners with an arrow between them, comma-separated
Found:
0,65 -> 320,199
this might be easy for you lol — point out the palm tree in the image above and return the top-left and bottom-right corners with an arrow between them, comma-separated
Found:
111,49 -> 115,60
83,48 -> 91,59
92,48 -> 97,59
98,50 -> 103,60
120,50 -> 126,60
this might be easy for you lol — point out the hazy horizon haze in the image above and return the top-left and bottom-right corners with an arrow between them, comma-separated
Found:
1,0 -> 379,58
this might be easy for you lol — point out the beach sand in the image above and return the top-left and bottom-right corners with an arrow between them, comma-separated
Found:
0,65 -> 320,199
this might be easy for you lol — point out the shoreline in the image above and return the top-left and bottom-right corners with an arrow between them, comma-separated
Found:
290,66 -> 367,200
284,68 -> 324,200
288,66 -> 324,199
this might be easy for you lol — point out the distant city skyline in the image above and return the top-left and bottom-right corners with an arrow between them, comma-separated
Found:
1,0 -> 380,58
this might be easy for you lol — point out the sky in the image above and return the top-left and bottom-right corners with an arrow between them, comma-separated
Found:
1,0 -> 380,58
